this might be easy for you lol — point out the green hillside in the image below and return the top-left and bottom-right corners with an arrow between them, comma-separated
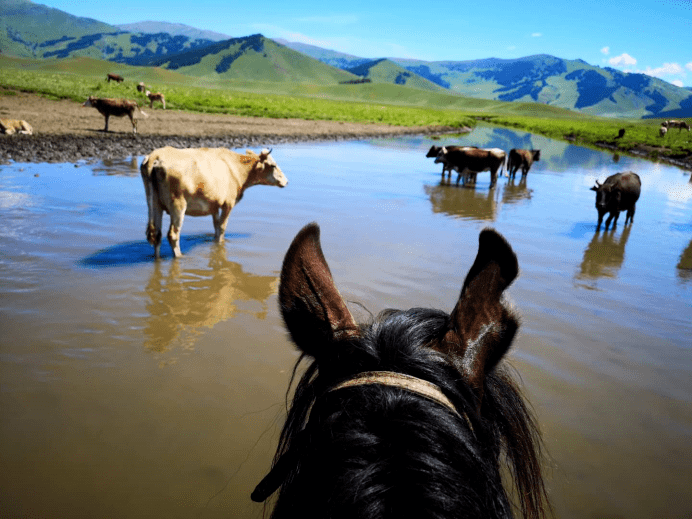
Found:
0,0 -> 115,57
146,34 -> 359,84
344,59 -> 445,92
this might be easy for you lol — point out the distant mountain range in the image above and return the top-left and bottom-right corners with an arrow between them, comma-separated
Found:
2,0 -> 691,118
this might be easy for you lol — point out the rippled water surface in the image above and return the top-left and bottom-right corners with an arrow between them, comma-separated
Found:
1,126 -> 691,518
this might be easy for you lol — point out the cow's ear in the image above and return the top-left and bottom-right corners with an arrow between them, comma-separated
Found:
590,186 -> 598,191
438,229 -> 519,406
279,223 -> 360,359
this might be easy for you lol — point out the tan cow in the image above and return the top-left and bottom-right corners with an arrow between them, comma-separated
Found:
83,96 -> 148,134
0,119 -> 33,135
662,120 -> 690,132
140,147 -> 288,258
145,90 -> 166,109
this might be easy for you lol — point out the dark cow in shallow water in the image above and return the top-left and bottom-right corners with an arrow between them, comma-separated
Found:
426,145 -> 467,179
83,96 -> 148,134
507,149 -> 541,179
590,171 -> 641,231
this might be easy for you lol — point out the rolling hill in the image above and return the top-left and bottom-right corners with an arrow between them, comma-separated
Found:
343,59 -> 445,92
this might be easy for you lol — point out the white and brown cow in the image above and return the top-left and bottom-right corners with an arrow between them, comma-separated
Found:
659,125 -> 668,137
136,82 -> 147,93
507,149 -> 541,179
140,147 -> 288,258
82,96 -> 148,134
662,120 -> 690,132
0,119 -> 33,135
435,146 -> 506,186
145,90 -> 166,109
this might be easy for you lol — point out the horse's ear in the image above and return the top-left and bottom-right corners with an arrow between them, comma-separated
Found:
279,223 -> 360,358
441,229 -> 519,404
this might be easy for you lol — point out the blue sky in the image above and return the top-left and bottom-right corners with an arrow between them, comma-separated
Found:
38,0 -> 692,86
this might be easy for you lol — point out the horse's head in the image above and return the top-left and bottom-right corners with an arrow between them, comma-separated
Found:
254,223 -> 548,519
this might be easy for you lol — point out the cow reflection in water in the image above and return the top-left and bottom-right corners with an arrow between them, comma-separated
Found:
425,183 -> 498,221
144,245 -> 278,352
502,177 -> 533,205
677,239 -> 692,282
578,226 -> 632,280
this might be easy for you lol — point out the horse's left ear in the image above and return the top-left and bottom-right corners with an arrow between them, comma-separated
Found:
440,229 -> 519,404
279,223 -> 360,359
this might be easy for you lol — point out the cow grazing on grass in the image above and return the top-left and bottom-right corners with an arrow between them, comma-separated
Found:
507,149 -> 541,179
590,171 -> 641,231
660,126 -> 668,137
106,73 -> 124,83
83,96 -> 148,134
140,147 -> 288,258
435,146 -> 505,186
136,82 -> 147,93
145,90 -> 166,109
662,120 -> 690,132
0,119 -> 33,135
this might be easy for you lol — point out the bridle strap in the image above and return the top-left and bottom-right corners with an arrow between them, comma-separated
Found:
330,371 -> 461,418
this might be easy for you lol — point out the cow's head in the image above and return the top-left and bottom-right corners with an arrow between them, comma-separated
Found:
251,148 -> 288,188
590,181 -> 619,215
434,147 -> 448,164
426,145 -> 442,158
532,150 -> 541,161
82,96 -> 95,108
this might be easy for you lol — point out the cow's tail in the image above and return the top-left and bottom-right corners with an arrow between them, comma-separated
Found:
140,154 -> 161,246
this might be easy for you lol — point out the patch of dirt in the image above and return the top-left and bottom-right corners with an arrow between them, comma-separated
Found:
0,91 -> 457,163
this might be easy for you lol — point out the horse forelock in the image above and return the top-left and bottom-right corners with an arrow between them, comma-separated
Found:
262,306 -> 548,518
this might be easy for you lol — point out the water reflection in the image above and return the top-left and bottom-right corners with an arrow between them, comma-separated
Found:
577,226 -> 632,280
502,177 -> 533,205
143,245 -> 278,352
677,239 -> 692,282
92,156 -> 140,177
425,183 -> 497,221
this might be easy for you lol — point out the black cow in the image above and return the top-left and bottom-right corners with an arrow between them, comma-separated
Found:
590,171 -> 641,231
426,145 -> 466,179
507,149 -> 541,179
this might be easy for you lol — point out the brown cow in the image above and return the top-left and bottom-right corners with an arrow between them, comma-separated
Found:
106,73 -> 124,83
435,147 -> 505,186
0,119 -> 33,135
590,171 -> 641,231
140,147 -> 288,258
507,149 -> 541,179
426,145 -> 468,180
136,82 -> 147,93
82,96 -> 148,134
145,90 -> 166,109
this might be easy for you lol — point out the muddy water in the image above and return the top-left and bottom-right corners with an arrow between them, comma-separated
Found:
1,127 -> 691,518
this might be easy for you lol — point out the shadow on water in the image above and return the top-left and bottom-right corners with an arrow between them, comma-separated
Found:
90,156 -> 141,177
502,177 -> 533,205
80,233 -> 251,267
577,225 -> 632,281
143,244 -> 278,352
424,182 -> 498,222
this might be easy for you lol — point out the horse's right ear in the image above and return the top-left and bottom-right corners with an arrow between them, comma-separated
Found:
279,223 -> 360,358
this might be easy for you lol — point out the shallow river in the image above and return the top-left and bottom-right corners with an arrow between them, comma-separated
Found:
1,126 -> 691,518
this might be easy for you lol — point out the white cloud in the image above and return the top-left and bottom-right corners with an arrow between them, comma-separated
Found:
601,46 -> 610,55
531,33 -> 542,37
672,80 -> 684,87
609,53 -> 637,67
641,62 -> 684,78
686,62 -> 692,72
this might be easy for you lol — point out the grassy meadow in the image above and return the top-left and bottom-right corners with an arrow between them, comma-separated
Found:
1,55 -> 690,159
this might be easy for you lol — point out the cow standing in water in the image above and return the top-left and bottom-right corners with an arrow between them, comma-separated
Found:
140,147 -> 288,258
590,171 -> 641,231
507,149 -> 541,179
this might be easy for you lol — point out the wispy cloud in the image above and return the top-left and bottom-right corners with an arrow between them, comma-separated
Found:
531,33 -> 542,37
600,46 -> 610,55
294,14 -> 358,24
672,80 -> 684,87
609,53 -> 637,67
686,62 -> 692,72
641,62 -> 683,77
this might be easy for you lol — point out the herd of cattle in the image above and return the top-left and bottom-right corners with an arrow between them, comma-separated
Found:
426,143 -> 641,232
659,119 -> 691,137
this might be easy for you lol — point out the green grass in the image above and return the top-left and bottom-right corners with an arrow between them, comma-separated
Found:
1,55 -> 690,159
